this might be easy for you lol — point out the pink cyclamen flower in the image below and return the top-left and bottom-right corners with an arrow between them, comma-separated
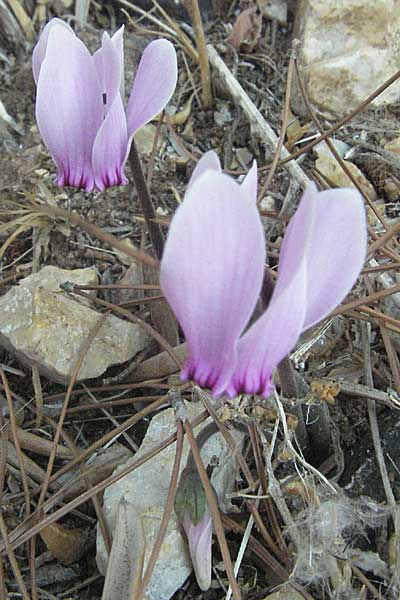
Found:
32,19 -> 177,192
160,151 -> 367,398
183,510 -> 212,591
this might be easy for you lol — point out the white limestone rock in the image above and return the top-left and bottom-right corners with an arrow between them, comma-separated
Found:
293,0 -> 400,117
97,402 -> 244,600
0,266 -> 149,383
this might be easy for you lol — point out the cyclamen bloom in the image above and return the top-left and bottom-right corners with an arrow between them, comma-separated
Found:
183,510 -> 212,591
160,151 -> 367,398
32,19 -> 177,192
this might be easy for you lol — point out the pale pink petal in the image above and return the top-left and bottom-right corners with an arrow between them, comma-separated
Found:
228,182 -> 366,397
93,29 -> 123,112
112,26 -> 125,99
35,24 -> 103,191
92,94 -> 128,191
228,189 -> 316,396
300,185 -> 367,329
188,150 -> 221,189
32,18 -> 73,85
229,255 -> 307,397
127,39 -> 177,136
240,160 -> 258,203
184,511 -> 212,592
160,171 -> 265,397
92,29 -> 128,190
271,183 -> 317,297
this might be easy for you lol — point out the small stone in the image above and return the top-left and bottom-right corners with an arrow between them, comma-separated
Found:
134,124 -> 159,156
259,196 -> 276,212
384,137 -> 400,154
214,104 -> 232,127
293,1 -> 400,117
0,266 -> 149,383
236,147 -> 253,166
20,265 -> 98,291
313,139 -> 350,160
97,402 -> 244,600
315,154 -> 377,200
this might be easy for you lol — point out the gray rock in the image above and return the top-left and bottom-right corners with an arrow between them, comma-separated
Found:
97,402 -> 244,600
0,266 -> 149,383
293,1 -> 400,117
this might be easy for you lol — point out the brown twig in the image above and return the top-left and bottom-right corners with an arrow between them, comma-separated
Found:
331,283 -> 400,317
128,139 -> 165,260
277,67 -> 400,168
0,513 -> 31,600
0,368 -> 37,599
294,59 -> 390,234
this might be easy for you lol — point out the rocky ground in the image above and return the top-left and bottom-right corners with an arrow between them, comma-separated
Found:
0,0 -> 400,599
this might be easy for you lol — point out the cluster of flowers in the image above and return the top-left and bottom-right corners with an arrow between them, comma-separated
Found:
33,19 -> 367,592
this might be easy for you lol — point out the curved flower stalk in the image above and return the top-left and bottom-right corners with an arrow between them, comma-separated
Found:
32,19 -> 177,192
160,151 -> 367,398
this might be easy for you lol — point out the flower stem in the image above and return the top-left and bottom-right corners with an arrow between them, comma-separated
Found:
129,139 -> 165,260
185,421 -> 219,473
277,356 -> 309,454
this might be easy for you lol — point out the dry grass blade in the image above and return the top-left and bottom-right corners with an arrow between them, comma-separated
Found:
31,364 -> 43,428
35,203 -> 158,269
0,411 -> 8,501
0,410 -> 209,554
182,0 -> 212,107
258,46 -> 297,199
0,368 -> 37,598
331,284 -> 400,317
247,422 -> 288,560
7,0 -> 34,40
150,0 -> 198,61
0,513 -> 30,600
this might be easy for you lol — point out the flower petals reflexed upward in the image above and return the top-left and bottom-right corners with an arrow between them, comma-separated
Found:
161,152 -> 367,399
160,169 -> 266,397
33,20 -> 177,192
